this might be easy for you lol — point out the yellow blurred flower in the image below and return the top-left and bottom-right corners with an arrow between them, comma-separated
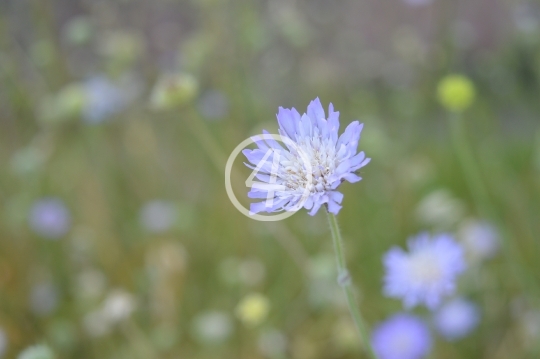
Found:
437,74 -> 476,112
235,293 -> 270,327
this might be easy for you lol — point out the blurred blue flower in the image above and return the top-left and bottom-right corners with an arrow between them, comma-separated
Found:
82,76 -> 130,124
383,233 -> 466,309
371,313 -> 432,359
29,198 -> 71,239
243,98 -> 369,216
197,90 -> 229,121
459,220 -> 500,262
139,200 -> 178,234
434,298 -> 480,341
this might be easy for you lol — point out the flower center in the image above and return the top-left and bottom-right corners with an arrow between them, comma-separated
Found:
279,136 -> 338,194
408,252 -> 442,285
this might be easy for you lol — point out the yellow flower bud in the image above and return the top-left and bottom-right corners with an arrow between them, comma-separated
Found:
235,293 -> 270,327
437,74 -> 476,112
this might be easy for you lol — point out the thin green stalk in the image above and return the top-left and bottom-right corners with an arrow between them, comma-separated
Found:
327,211 -> 376,359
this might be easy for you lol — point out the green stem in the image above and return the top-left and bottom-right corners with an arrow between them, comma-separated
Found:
327,211 -> 377,359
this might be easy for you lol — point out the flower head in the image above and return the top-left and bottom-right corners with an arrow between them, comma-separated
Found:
437,74 -> 476,112
243,98 -> 369,216
17,345 -> 55,359
383,233 -> 466,309
371,313 -> 432,359
433,298 -> 480,341
459,220 -> 499,262
29,198 -> 71,239
235,293 -> 270,327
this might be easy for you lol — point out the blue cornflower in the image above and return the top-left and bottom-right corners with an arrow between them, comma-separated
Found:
243,98 -> 369,216
383,233 -> 466,309
433,298 -> 480,341
29,197 -> 71,239
371,313 -> 432,359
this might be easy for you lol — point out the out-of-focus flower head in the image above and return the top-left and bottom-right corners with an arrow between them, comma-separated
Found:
82,75 -> 135,124
437,74 -> 476,112
415,189 -> 465,229
235,293 -> 270,327
140,200 -> 178,234
17,344 -> 55,359
150,73 -> 198,110
101,289 -> 137,323
37,83 -> 87,125
433,298 -> 480,341
192,311 -> 233,344
371,313 -> 432,359
258,329 -> 287,358
458,220 -> 500,262
197,89 -> 229,121
28,198 -> 71,239
0,327 -> 7,358
29,281 -> 59,316
243,98 -> 370,216
383,232 -> 466,309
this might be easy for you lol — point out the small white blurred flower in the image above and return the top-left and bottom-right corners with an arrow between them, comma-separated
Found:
17,344 -> 55,359
458,220 -> 500,262
0,327 -> 7,358
82,289 -> 136,337
29,282 -> 59,316
192,311 -> 233,344
140,200 -> 178,234
258,329 -> 287,358
101,289 -> 137,323
416,190 -> 465,229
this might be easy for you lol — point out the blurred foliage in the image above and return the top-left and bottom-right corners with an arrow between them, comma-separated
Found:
0,0 -> 540,358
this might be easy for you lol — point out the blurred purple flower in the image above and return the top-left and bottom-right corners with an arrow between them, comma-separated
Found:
29,198 -> 71,239
197,90 -> 229,121
434,298 -> 480,341
383,233 -> 466,309
140,200 -> 177,234
371,313 -> 432,359
82,75 -> 138,124
459,220 -> 499,262
243,98 -> 369,216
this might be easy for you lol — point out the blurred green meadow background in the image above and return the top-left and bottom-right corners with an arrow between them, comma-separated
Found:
1,0 -> 540,358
